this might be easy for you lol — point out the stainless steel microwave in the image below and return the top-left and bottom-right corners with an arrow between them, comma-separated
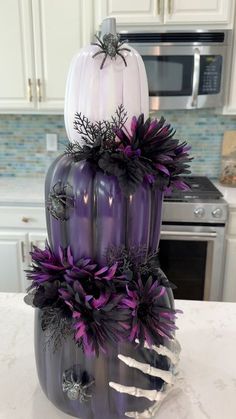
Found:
119,30 -> 232,110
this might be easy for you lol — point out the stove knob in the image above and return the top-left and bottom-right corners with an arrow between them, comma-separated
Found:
212,208 -> 223,218
194,207 -> 205,218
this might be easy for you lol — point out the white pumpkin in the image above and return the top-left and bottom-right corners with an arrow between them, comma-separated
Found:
64,30 -> 149,144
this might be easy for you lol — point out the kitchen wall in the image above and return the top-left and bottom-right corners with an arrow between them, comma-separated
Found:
1,110 -> 236,178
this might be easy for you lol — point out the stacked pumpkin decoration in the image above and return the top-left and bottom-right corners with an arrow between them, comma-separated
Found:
25,18 -> 191,419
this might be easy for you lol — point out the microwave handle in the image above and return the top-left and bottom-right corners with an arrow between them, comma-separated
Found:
191,47 -> 200,108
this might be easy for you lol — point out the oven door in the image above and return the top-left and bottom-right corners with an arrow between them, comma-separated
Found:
132,45 -> 226,110
159,224 -> 226,301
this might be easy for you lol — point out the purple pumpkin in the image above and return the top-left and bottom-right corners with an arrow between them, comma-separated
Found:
32,153 -> 179,418
45,155 -> 164,265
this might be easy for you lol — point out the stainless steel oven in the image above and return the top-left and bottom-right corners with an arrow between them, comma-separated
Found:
159,177 -> 228,301
159,224 -> 226,301
119,30 -> 232,110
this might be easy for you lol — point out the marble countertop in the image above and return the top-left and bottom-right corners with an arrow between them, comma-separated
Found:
214,181 -> 236,209
0,177 -> 44,206
0,293 -> 235,419
1,176 -> 236,209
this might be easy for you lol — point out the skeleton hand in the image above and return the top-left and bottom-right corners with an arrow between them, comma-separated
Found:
109,339 -> 181,418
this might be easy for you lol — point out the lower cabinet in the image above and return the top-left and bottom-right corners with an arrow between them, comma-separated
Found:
0,230 -> 47,293
223,208 -> 236,302
0,232 -> 28,292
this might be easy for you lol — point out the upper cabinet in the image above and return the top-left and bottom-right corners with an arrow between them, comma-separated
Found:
32,0 -> 93,111
0,0 -> 93,113
95,0 -> 163,25
164,0 -> 233,25
95,0 -> 234,28
0,0 -> 35,111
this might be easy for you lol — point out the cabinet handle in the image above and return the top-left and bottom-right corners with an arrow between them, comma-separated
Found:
157,0 -> 161,14
168,0 -> 173,14
21,241 -> 25,263
37,78 -> 42,102
22,216 -> 30,223
28,78 -> 33,102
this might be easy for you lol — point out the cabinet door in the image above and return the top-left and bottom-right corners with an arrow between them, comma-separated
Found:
0,232 -> 27,292
0,0 -> 35,111
223,237 -> 236,302
94,0 -> 163,27
164,0 -> 233,25
32,0 -> 93,111
28,231 -> 47,254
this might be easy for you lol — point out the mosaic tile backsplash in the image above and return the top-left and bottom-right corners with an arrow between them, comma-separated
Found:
1,110 -> 236,178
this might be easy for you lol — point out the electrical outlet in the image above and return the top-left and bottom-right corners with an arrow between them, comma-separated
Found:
46,133 -> 58,151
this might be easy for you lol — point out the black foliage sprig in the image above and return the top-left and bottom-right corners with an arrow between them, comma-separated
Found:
41,306 -> 73,353
66,108 -> 192,196
72,104 -> 127,146
106,245 -> 176,289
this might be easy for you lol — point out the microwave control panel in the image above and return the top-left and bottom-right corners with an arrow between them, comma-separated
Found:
199,55 -> 222,95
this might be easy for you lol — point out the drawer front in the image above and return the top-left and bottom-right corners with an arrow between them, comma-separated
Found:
0,206 -> 46,229
228,209 -> 236,235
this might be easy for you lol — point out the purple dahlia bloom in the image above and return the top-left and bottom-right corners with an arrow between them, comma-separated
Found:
115,114 -> 192,191
60,281 -> 130,356
64,261 -> 127,296
26,243 -> 74,285
121,275 -> 178,347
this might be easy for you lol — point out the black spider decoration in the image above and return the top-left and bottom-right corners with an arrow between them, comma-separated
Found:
62,366 -> 94,402
91,33 -> 131,69
47,181 -> 74,221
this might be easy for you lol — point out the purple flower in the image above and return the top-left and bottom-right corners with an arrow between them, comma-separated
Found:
60,282 -> 130,356
115,114 -> 192,191
121,275 -> 178,346
26,243 -> 74,286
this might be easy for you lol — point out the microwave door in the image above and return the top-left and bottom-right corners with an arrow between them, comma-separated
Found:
137,45 -> 226,110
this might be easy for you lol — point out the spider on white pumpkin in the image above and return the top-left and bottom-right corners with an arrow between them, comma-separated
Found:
91,33 -> 131,69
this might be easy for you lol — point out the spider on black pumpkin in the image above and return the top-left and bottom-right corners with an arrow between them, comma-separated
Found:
62,367 -> 94,402
91,33 -> 131,69
47,181 -> 74,221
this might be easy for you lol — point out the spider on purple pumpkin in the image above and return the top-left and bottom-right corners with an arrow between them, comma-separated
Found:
47,181 -> 74,221
91,33 -> 131,69
62,367 -> 94,402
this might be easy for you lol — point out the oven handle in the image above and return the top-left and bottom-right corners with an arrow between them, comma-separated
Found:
191,47 -> 200,108
160,230 -> 217,239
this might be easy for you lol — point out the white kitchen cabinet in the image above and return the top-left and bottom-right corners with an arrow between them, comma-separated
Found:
0,205 -> 46,292
224,12 -> 236,115
95,0 -> 234,28
223,209 -> 236,302
94,0 -> 163,26
0,232 -> 28,292
164,0 -> 233,25
223,236 -> 236,302
0,0 -> 35,110
28,232 -> 47,253
32,0 -> 93,111
0,0 -> 93,113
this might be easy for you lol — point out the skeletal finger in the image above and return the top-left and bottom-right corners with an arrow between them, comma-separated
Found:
125,385 -> 176,418
109,381 -> 166,402
135,338 -> 181,365
118,354 -> 174,384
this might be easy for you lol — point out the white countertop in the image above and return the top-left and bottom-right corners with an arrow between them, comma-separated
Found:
214,181 -> 236,209
1,176 -> 236,209
0,293 -> 235,419
0,177 -> 44,205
